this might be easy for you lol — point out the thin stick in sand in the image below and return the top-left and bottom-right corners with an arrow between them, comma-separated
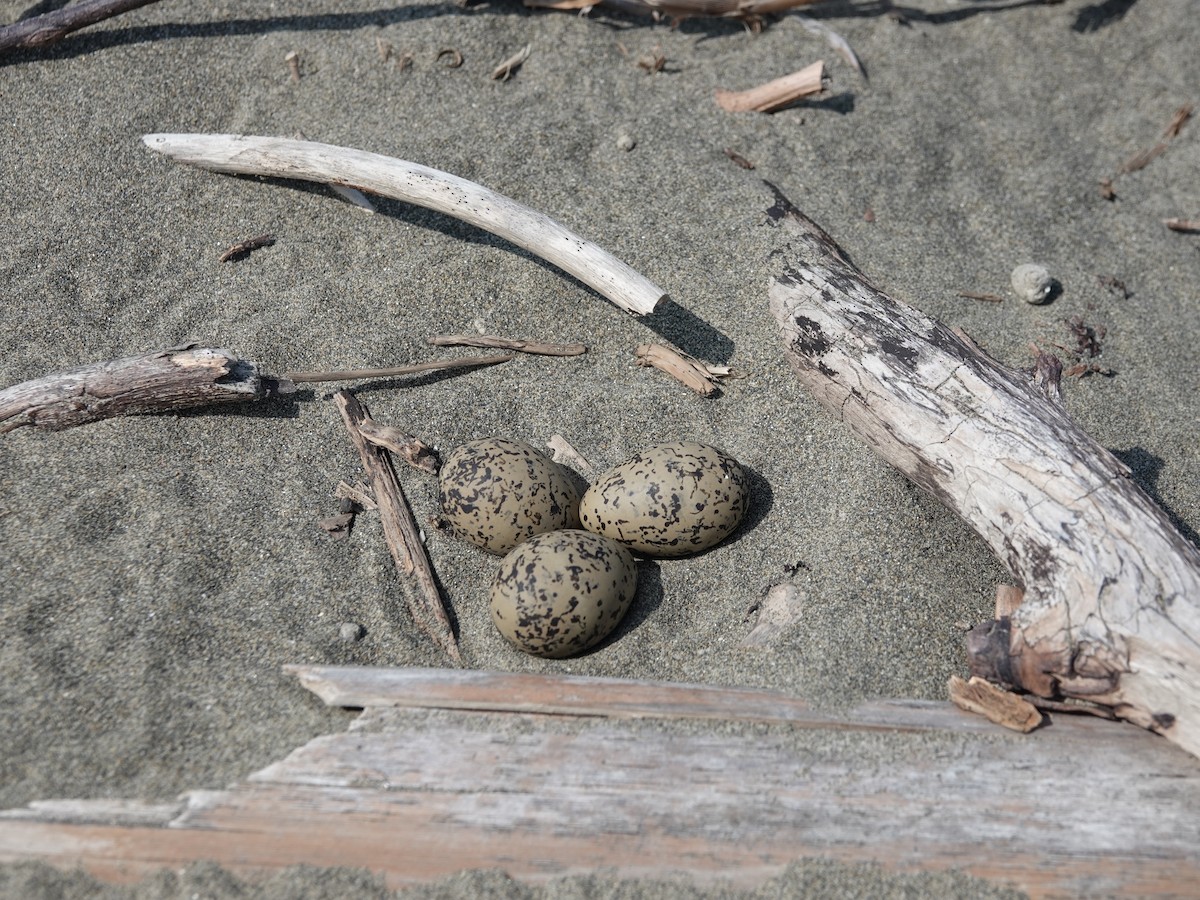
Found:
284,354 -> 512,383
334,391 -> 460,663
143,134 -> 667,316
715,61 -> 826,114
428,334 -> 586,357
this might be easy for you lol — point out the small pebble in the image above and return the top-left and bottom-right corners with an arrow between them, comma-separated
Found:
339,622 -> 365,642
1011,263 -> 1055,305
616,133 -> 636,152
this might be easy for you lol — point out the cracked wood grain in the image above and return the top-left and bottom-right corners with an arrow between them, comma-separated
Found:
765,183 -> 1200,759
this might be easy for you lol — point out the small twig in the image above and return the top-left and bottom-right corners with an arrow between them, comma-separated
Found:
715,61 -> 826,114
336,480 -> 378,511
427,334 -> 586,357
490,43 -> 531,81
437,48 -> 463,68
957,291 -> 1004,303
219,233 -> 275,263
335,391 -> 460,663
1164,218 -> 1200,234
0,0 -> 164,54
284,354 -> 513,383
1114,104 -> 1193,176
723,149 -> 755,170
143,134 -> 668,315
358,419 -> 440,474
635,343 -> 728,396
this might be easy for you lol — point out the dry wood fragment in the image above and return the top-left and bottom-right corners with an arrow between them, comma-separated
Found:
143,134 -> 667,316
316,512 -> 355,539
283,354 -> 512,383
994,584 -> 1024,618
546,434 -> 594,475
957,290 -> 1004,303
0,346 -> 269,434
0,0 -> 164,54
436,48 -> 463,68
740,583 -> 805,648
285,51 -> 301,82
335,480 -> 377,511
635,343 -> 728,396
948,675 -> 1042,733
1164,218 -> 1200,234
765,184 -> 1200,758
1114,104 -> 1193,176
715,61 -> 825,114
219,233 -> 274,262
334,392 -> 459,662
358,419 -> 440,474
724,149 -> 755,170
1163,103 -> 1193,139
427,333 -> 586,357
490,43 -> 530,81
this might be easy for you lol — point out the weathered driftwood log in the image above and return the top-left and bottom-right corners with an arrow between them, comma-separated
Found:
0,346 -> 267,433
764,185 -> 1200,758
142,134 -> 667,316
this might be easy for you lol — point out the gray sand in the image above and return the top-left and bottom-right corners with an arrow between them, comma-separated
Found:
1,0 -> 1197,896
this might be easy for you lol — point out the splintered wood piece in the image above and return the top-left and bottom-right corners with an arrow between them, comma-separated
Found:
335,480 -> 377,510
994,584 -> 1025,618
4,668 -> 1199,898
948,675 -> 1042,733
427,334 -> 587,356
328,184 -> 376,212
219,233 -> 274,262
635,343 -> 726,396
142,134 -> 667,316
740,583 -> 805,648
715,61 -> 825,114
546,434 -> 594,474
490,43 -> 531,81
766,184 -> 1200,758
358,419 -> 440,474
0,346 -> 267,433
1164,218 -> 1200,233
0,0 -> 164,53
283,354 -> 512,383
334,392 -> 459,662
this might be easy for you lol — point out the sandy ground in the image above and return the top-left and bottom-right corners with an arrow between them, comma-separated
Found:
1,0 -> 1197,896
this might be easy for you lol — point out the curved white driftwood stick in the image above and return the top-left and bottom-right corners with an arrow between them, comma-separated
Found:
142,134 -> 667,316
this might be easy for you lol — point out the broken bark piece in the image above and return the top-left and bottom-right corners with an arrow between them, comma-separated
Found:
715,61 -> 826,114
427,334 -> 586,356
317,512 -> 355,539
948,675 -> 1043,733
143,134 -> 667,316
765,183 -> 1200,758
358,418 -> 440,474
219,233 -> 274,262
0,345 -> 270,434
546,434 -> 594,475
334,391 -> 460,663
635,343 -> 729,396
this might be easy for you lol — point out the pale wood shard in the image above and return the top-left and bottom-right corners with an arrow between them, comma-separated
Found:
334,393 -> 460,662
3,667 -> 1199,898
715,61 -> 826,114
635,343 -> 726,396
994,584 -> 1024,618
765,184 -> 1200,758
428,333 -> 587,357
358,418 -> 440,474
948,674 -> 1043,733
142,134 -> 667,316
335,479 -> 377,511
0,345 -> 268,433
740,583 -> 805,648
546,434 -> 594,475
490,43 -> 531,81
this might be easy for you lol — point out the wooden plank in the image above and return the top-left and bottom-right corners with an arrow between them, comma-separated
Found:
3,669 -> 1199,897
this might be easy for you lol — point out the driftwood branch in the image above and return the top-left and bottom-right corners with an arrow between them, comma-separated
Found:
0,0 -> 164,54
334,392 -> 460,663
0,345 -> 266,433
3,667 -> 1198,897
427,334 -> 586,357
764,185 -> 1200,758
142,134 -> 667,316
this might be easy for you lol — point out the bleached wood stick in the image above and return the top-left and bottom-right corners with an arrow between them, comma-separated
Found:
765,185 -> 1200,758
142,134 -> 667,316
715,61 -> 826,114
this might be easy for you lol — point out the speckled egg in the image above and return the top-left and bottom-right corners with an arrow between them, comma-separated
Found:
438,438 -> 581,555
579,441 -> 749,557
489,529 -> 638,658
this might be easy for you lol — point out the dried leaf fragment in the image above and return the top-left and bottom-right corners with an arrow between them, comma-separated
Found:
948,675 -> 1042,733
716,61 -> 825,114
635,344 -> 731,396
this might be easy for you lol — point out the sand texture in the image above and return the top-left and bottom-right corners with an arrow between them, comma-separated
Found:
1,0 -> 1198,896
